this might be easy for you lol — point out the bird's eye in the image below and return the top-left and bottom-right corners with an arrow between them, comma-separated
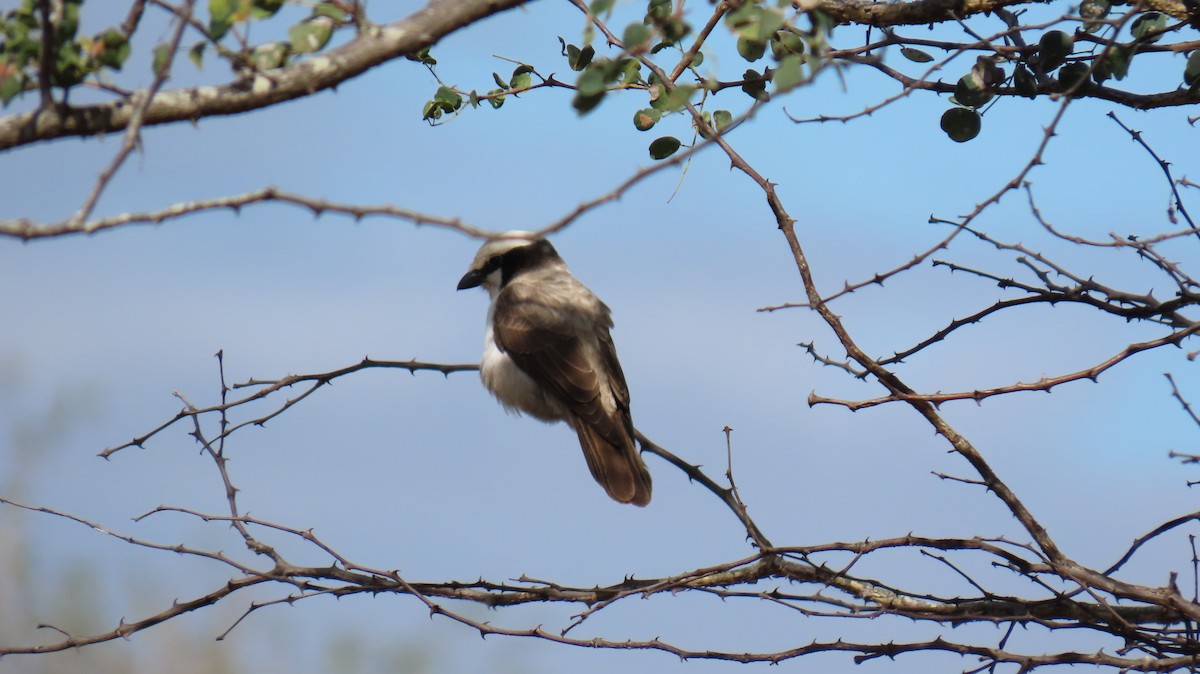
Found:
487,254 -> 503,269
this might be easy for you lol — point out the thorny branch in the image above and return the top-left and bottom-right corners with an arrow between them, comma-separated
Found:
5,0 -> 1200,671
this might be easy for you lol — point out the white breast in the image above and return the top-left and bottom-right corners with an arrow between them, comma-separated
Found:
479,323 -> 565,422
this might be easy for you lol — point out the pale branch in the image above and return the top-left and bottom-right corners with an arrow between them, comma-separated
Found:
1166,372 -> 1200,430
35,0 -> 53,109
100,357 -> 478,458
635,429 -> 773,548
877,295 -> 1045,366
65,0 -> 195,230
924,256 -> 1186,326
2,129 -> 722,240
101,349 -> 776,560
1105,510 -> 1200,576
810,321 -> 1200,410
667,1 -> 728,82
585,1 -> 1200,636
0,576 -> 271,656
1109,111 -> 1199,236
944,225 -> 1200,324
5,494 -> 1191,660
812,0 -> 1189,27
176,385 -> 279,562
0,0 -> 530,151
797,340 -> 869,377
841,51 -> 1200,110
137,506 -> 405,582
5,338 -> 1200,666
0,186 -> 488,241
767,82 -> 1078,311
0,496 -> 258,576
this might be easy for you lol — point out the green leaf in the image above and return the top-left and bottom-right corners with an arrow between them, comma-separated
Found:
770,31 -> 805,59
646,0 -> 672,21
288,16 -> 334,54
406,47 -> 436,66
575,63 -> 611,97
1093,44 -> 1132,83
658,17 -> 690,43
0,58 -> 24,106
619,58 -> 642,84
724,3 -> 762,32
208,0 -> 239,40
510,70 -> 532,91
1080,0 -> 1111,32
90,28 -> 131,70
566,43 -> 594,71
54,41 -> 87,87
56,1 -> 80,40
1131,12 -> 1167,42
188,41 -> 206,68
151,43 -> 172,78
940,107 -> 981,142
1013,63 -> 1037,98
633,107 -> 661,131
740,68 -> 769,101
649,83 -> 694,111
648,135 -> 681,159
486,89 -> 506,109
695,110 -> 714,139
250,0 -> 283,19
492,72 -> 509,89
975,56 -> 1004,87
952,57 -> 1003,108
737,36 -> 767,62
772,53 -> 805,92
1057,62 -> 1090,92
726,5 -> 785,42
249,41 -> 289,70
590,0 -> 615,15
573,90 -> 605,113
694,109 -> 734,138
433,85 -> 462,110
1037,31 -> 1073,71
622,22 -> 652,51
900,47 -> 934,63
954,73 -> 991,108
1184,50 -> 1200,87
574,60 -> 621,113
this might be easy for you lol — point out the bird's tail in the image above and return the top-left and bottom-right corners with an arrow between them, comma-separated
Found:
575,424 -> 653,506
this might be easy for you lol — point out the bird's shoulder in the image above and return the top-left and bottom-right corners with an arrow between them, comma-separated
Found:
496,268 -> 613,334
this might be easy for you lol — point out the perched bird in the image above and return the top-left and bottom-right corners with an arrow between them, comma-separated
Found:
457,233 -> 652,506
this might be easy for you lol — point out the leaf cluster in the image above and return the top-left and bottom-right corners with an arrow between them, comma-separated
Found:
202,0 -> 347,74
0,0 -> 351,108
417,0 -> 838,160
934,7 -> 1195,142
0,0 -> 128,105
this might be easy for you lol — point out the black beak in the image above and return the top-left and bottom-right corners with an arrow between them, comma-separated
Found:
457,269 -> 484,290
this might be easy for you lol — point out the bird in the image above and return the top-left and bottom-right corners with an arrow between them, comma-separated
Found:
456,232 -> 652,506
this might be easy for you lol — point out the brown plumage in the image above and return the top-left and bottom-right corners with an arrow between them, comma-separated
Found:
458,235 -> 652,506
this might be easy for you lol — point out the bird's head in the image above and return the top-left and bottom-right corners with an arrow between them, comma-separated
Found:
456,232 -> 561,297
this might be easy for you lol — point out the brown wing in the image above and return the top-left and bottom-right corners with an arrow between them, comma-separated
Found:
492,288 -> 651,506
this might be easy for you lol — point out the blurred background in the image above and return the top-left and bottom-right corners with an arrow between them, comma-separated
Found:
2,1 -> 1198,672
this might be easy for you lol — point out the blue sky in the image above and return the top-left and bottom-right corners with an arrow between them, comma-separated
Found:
2,1 -> 1199,672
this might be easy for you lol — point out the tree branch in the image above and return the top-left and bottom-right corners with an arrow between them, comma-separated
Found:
0,0 -> 530,151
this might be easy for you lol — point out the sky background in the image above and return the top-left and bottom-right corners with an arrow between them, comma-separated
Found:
2,1 -> 1199,672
